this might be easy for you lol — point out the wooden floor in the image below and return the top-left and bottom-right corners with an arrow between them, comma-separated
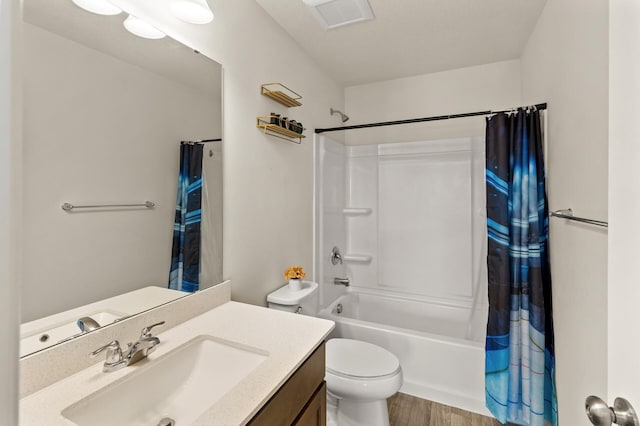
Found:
387,393 -> 502,426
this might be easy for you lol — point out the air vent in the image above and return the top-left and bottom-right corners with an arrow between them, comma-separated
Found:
303,0 -> 374,30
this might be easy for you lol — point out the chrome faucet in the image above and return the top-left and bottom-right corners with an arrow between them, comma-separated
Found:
127,321 -> 164,364
77,316 -> 100,333
89,321 -> 165,373
334,277 -> 350,286
90,340 -> 127,372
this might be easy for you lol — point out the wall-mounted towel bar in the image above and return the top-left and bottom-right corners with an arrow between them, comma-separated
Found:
61,201 -> 155,212
550,209 -> 608,228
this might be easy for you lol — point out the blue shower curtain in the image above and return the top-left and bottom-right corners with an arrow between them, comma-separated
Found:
169,143 -> 203,292
485,109 -> 557,425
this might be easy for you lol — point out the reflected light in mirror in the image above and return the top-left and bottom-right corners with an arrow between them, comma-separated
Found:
123,15 -> 167,39
71,0 -> 122,16
171,0 -> 214,24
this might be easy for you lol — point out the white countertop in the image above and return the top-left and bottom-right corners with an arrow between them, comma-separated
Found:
20,301 -> 335,425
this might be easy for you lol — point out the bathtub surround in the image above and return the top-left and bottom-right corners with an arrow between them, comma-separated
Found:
315,134 -> 491,415
169,143 -> 204,293
485,110 -> 557,425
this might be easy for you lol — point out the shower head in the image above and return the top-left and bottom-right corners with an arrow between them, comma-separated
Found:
330,107 -> 349,123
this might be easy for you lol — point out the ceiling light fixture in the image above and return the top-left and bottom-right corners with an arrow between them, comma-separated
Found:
71,0 -> 122,16
123,15 -> 167,39
303,0 -> 374,30
171,0 -> 214,25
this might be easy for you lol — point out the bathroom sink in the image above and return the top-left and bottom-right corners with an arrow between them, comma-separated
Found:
61,335 -> 269,426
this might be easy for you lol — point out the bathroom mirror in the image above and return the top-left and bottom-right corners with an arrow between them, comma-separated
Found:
20,0 -> 223,357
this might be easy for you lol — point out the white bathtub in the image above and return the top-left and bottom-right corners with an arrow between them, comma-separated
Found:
318,289 -> 491,417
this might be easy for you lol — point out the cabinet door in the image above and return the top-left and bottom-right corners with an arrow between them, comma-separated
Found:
294,382 -> 326,426
249,343 -> 325,426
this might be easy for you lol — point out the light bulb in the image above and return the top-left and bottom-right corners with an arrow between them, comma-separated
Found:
71,0 -> 122,16
123,15 -> 166,40
171,0 -> 214,25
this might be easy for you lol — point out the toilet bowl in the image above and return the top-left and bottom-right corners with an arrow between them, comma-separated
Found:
325,338 -> 402,426
267,282 -> 403,426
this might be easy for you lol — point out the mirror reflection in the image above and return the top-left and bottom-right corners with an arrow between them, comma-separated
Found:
20,0 -> 223,357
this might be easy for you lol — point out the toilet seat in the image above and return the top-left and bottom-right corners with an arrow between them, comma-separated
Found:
326,338 -> 401,379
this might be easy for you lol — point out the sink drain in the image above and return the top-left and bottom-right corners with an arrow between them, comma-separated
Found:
157,417 -> 175,426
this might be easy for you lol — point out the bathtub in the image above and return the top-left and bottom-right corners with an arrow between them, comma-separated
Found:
318,289 -> 491,417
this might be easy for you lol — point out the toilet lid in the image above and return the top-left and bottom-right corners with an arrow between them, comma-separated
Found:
326,338 -> 400,379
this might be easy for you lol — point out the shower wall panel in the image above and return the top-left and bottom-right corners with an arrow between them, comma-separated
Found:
315,136 -> 348,306
345,137 -> 485,305
378,145 -> 472,299
345,145 -> 378,287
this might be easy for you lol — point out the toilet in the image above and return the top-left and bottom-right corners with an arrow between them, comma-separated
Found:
267,281 -> 403,426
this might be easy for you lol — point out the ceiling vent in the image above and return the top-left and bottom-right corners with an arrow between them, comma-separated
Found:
303,0 -> 374,30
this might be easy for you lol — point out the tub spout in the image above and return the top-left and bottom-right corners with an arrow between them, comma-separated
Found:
334,277 -> 350,287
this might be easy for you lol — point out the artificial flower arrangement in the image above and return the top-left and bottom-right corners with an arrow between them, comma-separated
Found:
284,265 -> 306,281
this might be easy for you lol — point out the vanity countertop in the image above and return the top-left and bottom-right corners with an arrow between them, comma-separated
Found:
19,301 -> 335,425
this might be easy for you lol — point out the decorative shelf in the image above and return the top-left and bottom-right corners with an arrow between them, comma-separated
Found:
343,208 -> 372,216
261,83 -> 302,108
343,254 -> 373,263
257,116 -> 306,144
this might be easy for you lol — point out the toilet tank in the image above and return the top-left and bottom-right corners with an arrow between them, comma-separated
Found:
267,281 -> 319,316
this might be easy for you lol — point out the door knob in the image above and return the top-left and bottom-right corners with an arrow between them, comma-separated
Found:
586,395 -> 639,426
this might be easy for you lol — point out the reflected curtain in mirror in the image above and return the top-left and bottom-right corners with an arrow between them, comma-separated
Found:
484,109 -> 557,425
169,143 -> 204,292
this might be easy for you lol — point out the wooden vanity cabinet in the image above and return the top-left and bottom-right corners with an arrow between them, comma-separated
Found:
248,342 -> 326,426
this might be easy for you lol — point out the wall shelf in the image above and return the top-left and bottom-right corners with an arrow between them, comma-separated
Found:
261,83 -> 302,108
256,116 -> 306,144
343,208 -> 372,216
343,254 -> 373,263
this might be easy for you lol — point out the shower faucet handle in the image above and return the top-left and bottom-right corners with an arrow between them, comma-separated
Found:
331,246 -> 343,265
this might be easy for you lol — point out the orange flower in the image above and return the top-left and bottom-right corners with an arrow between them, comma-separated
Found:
284,265 -> 306,280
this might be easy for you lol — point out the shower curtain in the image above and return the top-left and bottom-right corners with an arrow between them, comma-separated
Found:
168,143 -> 203,292
484,109 -> 557,425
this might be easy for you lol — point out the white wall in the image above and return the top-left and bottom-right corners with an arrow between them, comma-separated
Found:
21,23 -> 220,322
608,0 -> 640,407
0,0 -> 20,423
521,0 -> 609,423
345,60 -> 522,145
86,0 -> 344,307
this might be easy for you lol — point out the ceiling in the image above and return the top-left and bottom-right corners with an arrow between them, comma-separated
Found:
24,0 -> 221,97
256,0 -> 547,86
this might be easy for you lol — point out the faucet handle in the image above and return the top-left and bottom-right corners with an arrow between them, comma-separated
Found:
89,340 -> 124,364
140,321 -> 165,339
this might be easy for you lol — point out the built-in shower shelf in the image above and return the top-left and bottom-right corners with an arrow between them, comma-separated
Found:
261,83 -> 302,107
343,254 -> 373,263
343,208 -> 372,216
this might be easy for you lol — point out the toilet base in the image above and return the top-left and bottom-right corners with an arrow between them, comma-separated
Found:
329,392 -> 391,426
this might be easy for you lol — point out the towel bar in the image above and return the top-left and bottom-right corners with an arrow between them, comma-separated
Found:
549,209 -> 608,228
61,201 -> 155,211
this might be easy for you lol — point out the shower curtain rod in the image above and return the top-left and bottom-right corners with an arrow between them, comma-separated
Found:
181,138 -> 222,144
314,103 -> 547,134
